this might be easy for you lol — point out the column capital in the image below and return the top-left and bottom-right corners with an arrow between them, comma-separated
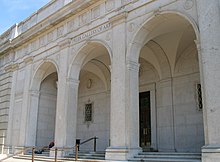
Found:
4,63 -> 19,72
66,78 -> 80,86
58,39 -> 71,50
109,11 -> 127,26
29,90 -> 40,97
23,56 -> 34,65
126,60 -> 140,72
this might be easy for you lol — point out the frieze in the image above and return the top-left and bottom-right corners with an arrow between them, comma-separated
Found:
67,19 -> 75,32
106,0 -> 115,12
48,31 -> 54,42
1,0 -> 137,63
122,0 -> 133,5
57,26 -> 64,37
92,5 -> 101,20
79,12 -> 90,26
72,23 -> 112,43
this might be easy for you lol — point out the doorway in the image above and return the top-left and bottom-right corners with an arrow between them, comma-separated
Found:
139,91 -> 151,148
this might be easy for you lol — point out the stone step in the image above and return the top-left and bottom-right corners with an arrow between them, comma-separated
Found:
139,152 -> 201,156
13,155 -> 105,162
66,151 -> 105,160
135,154 -> 201,159
129,158 -> 201,162
129,152 -> 201,162
14,151 -> 105,161
134,155 -> 201,159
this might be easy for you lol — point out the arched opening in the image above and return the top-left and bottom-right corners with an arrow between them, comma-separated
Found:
130,13 -> 204,152
28,61 -> 58,147
69,42 -> 111,152
36,72 -> 57,146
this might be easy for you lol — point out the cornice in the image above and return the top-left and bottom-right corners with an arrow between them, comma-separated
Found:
0,0 -> 99,54
109,11 -> 128,25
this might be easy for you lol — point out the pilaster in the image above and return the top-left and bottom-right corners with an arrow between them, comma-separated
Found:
25,90 -> 40,147
156,78 -> 175,152
19,57 -> 34,147
197,0 -> 220,161
4,64 -> 19,154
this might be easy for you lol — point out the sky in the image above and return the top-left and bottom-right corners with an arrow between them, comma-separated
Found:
0,0 -> 50,35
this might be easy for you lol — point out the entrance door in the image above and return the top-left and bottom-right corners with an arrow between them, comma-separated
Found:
139,91 -> 151,148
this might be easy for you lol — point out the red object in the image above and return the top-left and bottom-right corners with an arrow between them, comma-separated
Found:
49,141 -> 54,148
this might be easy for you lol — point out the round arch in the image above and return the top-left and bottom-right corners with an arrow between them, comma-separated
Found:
31,59 -> 59,91
127,10 -> 200,64
26,59 -> 59,147
68,39 -> 112,80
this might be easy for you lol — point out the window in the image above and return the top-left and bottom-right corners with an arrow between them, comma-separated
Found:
85,103 -> 93,122
196,83 -> 203,111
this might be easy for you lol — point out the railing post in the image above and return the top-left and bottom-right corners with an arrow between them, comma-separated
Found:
32,147 -> 35,162
75,144 -> 78,161
54,147 -> 57,162
94,136 -> 97,152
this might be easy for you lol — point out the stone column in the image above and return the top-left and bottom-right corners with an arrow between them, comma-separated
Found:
64,78 -> 79,153
105,12 -> 140,161
52,39 -> 71,157
197,0 -> 220,161
126,60 -> 142,153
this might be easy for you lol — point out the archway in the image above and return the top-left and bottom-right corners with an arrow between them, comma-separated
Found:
27,61 -> 58,147
69,41 -> 111,152
129,12 -> 204,152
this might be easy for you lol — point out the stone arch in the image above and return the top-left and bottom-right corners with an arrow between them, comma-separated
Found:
139,57 -> 160,84
71,40 -> 112,151
68,40 -> 112,80
143,40 -> 171,79
26,60 -> 59,146
127,10 -> 200,64
126,10 -> 204,152
174,43 -> 199,76
31,60 -> 59,91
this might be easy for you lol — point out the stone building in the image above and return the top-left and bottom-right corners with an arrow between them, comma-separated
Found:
0,0 -> 219,161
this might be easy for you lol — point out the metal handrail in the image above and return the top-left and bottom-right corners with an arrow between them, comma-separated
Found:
75,136 -> 98,161
0,136 -> 98,162
0,146 -> 78,162
0,147 -> 30,162
79,136 -> 98,146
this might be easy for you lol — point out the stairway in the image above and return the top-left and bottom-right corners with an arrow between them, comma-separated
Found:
129,152 -> 201,162
66,151 -> 105,160
13,151 -> 105,162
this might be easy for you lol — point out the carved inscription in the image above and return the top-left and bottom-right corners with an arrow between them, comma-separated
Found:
72,23 -> 111,43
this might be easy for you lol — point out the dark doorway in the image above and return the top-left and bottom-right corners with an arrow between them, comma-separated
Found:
139,91 -> 151,148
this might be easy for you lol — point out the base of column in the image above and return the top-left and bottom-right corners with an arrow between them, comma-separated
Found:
14,146 -> 26,155
3,145 -> 13,154
105,147 -> 142,161
50,147 -> 72,157
202,145 -> 220,162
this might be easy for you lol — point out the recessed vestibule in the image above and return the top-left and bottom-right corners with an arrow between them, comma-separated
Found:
129,13 -> 204,153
